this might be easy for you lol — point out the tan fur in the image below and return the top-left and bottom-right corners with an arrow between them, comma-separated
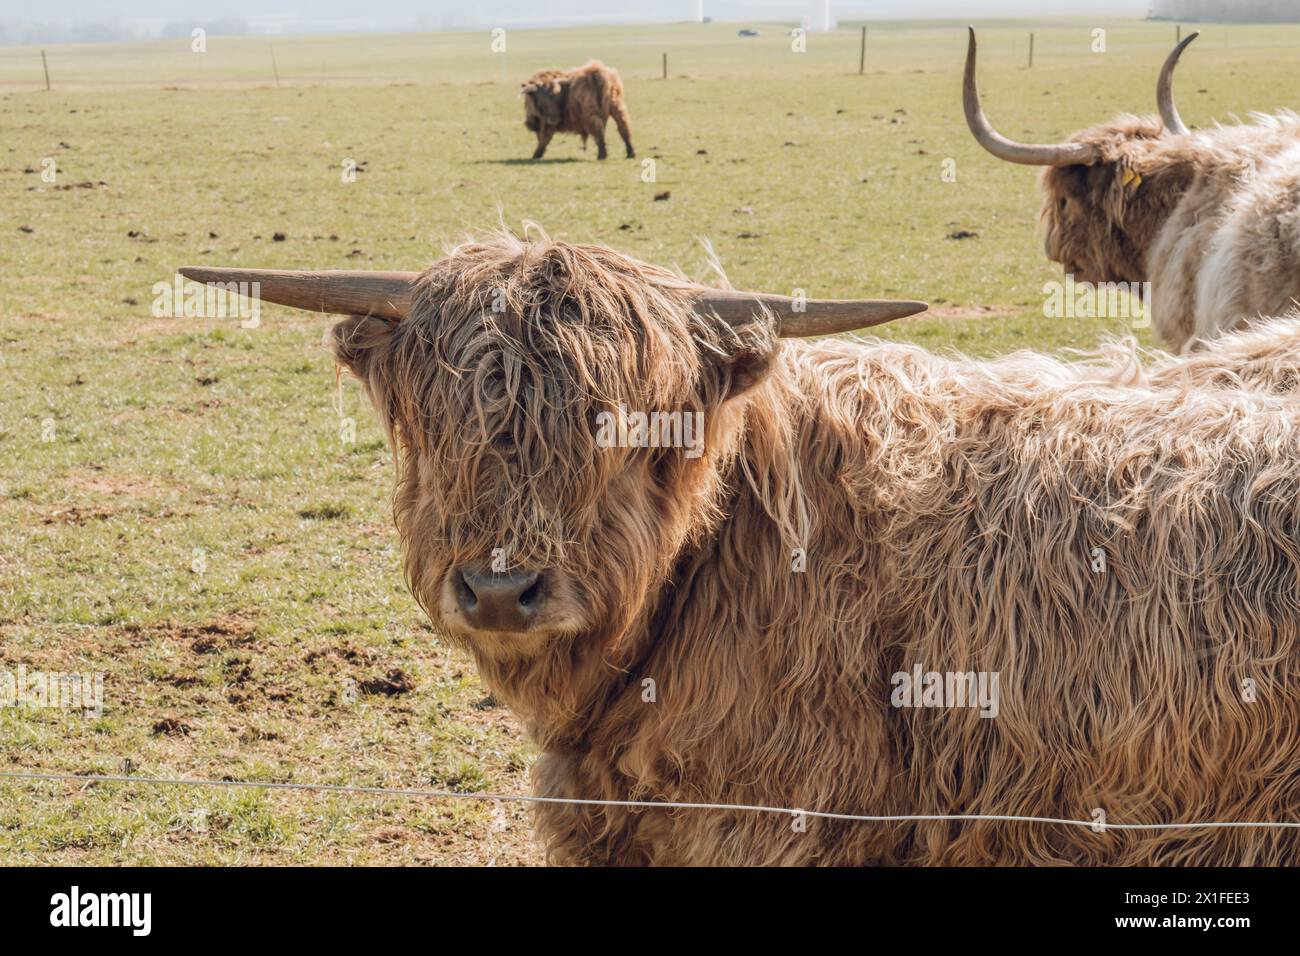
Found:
333,233 -> 1300,866
521,60 -> 634,161
1038,112 -> 1300,351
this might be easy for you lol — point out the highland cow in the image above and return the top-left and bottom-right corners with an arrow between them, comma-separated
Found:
965,29 -> 1300,352
183,235 -> 1300,865
521,60 -> 635,161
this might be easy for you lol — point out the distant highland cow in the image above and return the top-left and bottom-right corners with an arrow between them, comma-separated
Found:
521,60 -> 635,161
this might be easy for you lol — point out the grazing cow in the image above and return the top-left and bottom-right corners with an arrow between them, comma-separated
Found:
521,60 -> 635,160
182,235 -> 1300,865
964,29 -> 1300,352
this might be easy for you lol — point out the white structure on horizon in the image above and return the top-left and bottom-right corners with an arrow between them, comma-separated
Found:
696,0 -> 705,23
801,0 -> 836,33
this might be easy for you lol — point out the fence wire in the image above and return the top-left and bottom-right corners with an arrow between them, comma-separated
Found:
3,769 -> 1298,831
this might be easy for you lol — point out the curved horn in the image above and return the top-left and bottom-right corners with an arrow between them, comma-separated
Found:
177,267 -> 417,319
692,289 -> 928,338
1157,31 -> 1199,136
963,27 -> 1100,167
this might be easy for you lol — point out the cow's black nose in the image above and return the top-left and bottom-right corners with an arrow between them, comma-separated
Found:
453,567 -> 544,631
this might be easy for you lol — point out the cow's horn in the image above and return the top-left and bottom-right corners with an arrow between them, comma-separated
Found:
177,267 -> 417,319
963,27 -> 1100,166
178,267 -> 927,337
692,289 -> 928,337
1157,32 -> 1198,136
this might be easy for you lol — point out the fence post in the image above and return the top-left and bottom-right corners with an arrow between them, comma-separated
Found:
662,52 -> 667,80
41,49 -> 51,91
1028,32 -> 1034,69
270,45 -> 281,88
859,26 -> 866,75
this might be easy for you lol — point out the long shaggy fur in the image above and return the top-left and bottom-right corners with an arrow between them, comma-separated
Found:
521,60 -> 635,161
333,233 -> 1300,866
1039,112 -> 1300,352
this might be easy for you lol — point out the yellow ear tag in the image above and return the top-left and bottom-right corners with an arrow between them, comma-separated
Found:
1120,168 -> 1142,192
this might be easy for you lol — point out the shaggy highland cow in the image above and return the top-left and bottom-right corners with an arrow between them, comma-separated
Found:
183,234 -> 1300,865
521,60 -> 635,160
965,29 -> 1300,352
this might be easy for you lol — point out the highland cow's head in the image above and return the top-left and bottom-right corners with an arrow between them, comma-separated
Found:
331,238 -> 778,661
1033,118 -> 1175,286
178,235 -> 925,671
963,28 -> 1200,286
521,72 -> 565,131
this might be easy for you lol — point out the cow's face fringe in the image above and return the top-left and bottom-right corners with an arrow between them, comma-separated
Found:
331,231 -> 777,697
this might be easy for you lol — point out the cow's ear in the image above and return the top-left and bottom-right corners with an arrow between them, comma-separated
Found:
330,314 -> 398,382
697,312 -> 780,404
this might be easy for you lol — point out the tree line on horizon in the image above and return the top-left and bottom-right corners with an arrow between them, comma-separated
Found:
1150,0 -> 1299,22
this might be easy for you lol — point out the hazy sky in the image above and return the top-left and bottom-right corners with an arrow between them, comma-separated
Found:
3,1 -> 1153,26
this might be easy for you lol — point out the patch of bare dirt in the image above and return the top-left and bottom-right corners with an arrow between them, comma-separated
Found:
42,505 -> 118,525
370,826 -> 415,845
222,657 -> 253,685
116,613 -> 258,654
151,717 -> 193,737
358,669 -> 414,697
158,673 -> 204,688
304,644 -> 374,667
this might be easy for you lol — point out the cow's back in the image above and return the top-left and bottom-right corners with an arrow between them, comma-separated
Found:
1148,122 -> 1300,350
550,339 -> 1300,864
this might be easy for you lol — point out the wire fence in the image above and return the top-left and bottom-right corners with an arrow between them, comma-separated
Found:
3,769 -> 1298,831
5,22 -> 1289,94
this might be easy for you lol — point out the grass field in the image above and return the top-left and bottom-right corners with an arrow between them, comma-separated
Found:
3,17 -> 1300,865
